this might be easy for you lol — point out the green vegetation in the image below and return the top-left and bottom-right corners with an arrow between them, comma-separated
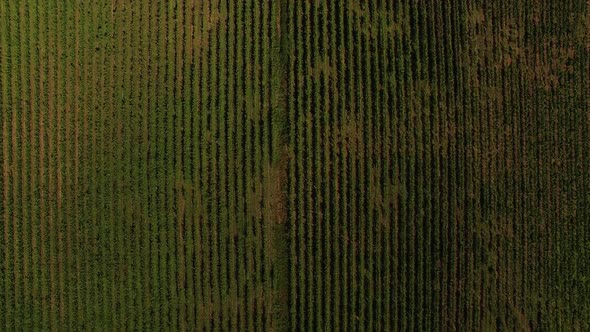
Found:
0,0 -> 588,330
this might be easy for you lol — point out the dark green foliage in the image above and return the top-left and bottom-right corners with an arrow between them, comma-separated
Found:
0,0 -> 588,330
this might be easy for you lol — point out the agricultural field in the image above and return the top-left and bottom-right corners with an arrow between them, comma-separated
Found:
0,0 -> 589,331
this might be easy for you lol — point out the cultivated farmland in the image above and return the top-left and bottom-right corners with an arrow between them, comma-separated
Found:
1,0 -> 589,331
